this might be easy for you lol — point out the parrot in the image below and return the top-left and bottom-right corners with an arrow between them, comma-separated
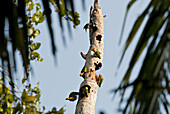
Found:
84,87 -> 89,97
80,66 -> 87,77
66,92 -> 79,101
80,85 -> 91,98
83,23 -> 92,31
103,15 -> 106,18
92,48 -> 101,59
98,74 -> 103,87
80,52 -> 86,59
95,74 -> 99,84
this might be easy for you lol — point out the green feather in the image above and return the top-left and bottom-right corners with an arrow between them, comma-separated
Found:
99,78 -> 103,87
95,51 -> 101,59
93,48 -> 101,59
80,66 -> 87,76
84,87 -> 89,97
82,66 -> 87,72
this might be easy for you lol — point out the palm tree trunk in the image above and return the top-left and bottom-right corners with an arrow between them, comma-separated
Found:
75,0 -> 104,113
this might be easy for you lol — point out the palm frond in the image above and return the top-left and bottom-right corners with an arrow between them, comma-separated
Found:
115,0 -> 170,113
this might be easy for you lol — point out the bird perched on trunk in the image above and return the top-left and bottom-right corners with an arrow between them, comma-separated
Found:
66,92 -> 79,102
95,74 -> 103,87
83,23 -> 92,31
80,66 -> 88,78
80,85 -> 91,98
92,48 -> 101,59
98,74 -> 103,87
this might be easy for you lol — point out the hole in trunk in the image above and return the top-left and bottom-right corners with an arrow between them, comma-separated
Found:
96,35 -> 102,41
93,26 -> 98,33
94,62 -> 102,70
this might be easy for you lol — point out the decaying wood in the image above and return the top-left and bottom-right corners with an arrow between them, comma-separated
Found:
75,0 -> 104,113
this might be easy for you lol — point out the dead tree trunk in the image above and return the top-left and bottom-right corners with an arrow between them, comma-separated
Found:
75,0 -> 104,113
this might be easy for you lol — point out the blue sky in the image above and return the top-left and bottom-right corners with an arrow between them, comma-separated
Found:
23,0 -> 150,113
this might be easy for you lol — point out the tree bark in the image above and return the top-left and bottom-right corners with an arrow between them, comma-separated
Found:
75,0 -> 104,113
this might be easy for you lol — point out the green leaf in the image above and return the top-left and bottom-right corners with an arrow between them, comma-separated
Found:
28,27 -> 34,37
36,3 -> 41,11
30,52 -> 40,60
26,1 -> 34,11
127,0 -> 137,12
32,11 -> 45,25
34,29 -> 40,37
36,82 -> 39,88
43,106 -> 45,111
68,11 -> 80,28
30,42 -> 41,51
119,0 -> 137,44
49,0 -> 55,4
22,77 -> 26,84
7,94 -> 14,103
25,95 -> 36,103
22,89 -> 28,101
59,0 -> 66,16
37,56 -> 44,62
57,107 -> 66,113
35,92 -> 41,99
134,82 -> 142,94
119,1 -> 168,86
15,102 -> 23,113
118,0 -> 159,67
42,0 -> 56,56
52,107 -> 57,112
123,7 -> 168,81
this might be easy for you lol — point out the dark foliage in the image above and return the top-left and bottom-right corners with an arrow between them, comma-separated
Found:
0,0 -> 81,92
115,0 -> 170,113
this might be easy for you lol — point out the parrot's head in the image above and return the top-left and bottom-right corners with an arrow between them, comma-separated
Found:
99,74 -> 103,78
93,48 -> 97,52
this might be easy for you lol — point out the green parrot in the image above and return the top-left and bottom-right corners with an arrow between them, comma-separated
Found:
66,92 -> 79,101
92,48 -> 101,59
80,66 -> 87,77
80,85 -> 91,98
84,87 -> 89,97
83,23 -> 92,31
80,52 -> 86,59
98,74 -> 103,87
